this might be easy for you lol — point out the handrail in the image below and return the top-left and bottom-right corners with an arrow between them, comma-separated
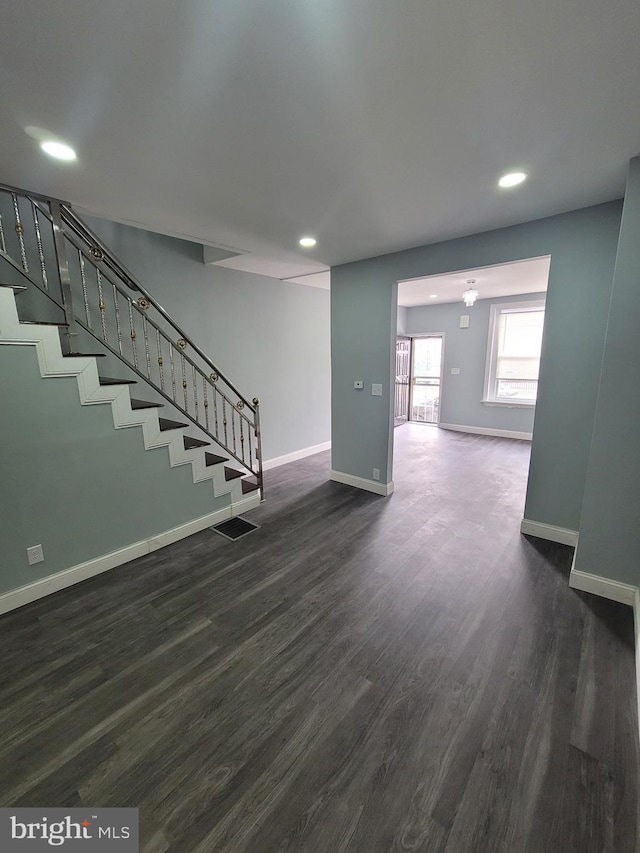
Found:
0,180 -> 264,498
58,205 -> 256,414
0,179 -> 71,208
20,189 -> 256,414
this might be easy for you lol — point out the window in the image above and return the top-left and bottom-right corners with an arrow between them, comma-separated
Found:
483,300 -> 545,405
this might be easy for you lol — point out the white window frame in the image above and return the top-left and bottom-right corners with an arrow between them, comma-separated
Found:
483,299 -> 545,407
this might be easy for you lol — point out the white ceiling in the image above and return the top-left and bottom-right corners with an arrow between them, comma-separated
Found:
398,256 -> 551,307
1,1 -> 640,280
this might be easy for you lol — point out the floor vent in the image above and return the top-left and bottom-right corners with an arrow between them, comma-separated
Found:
211,516 -> 260,541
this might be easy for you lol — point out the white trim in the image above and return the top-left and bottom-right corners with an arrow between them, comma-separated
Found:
481,400 -> 535,408
520,519 -> 578,546
263,441 -> 331,471
569,566 -> 637,607
0,492 -> 260,616
440,423 -> 533,441
397,256 -> 552,286
330,470 -> 394,497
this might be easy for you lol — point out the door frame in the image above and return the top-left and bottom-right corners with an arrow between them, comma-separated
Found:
394,336 -> 411,425
408,333 -> 445,426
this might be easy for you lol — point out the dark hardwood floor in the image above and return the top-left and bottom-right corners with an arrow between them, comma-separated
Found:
1,424 -> 638,852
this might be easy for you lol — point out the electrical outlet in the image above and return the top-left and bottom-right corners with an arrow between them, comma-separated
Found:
26,544 -> 44,565
372,468 -> 381,481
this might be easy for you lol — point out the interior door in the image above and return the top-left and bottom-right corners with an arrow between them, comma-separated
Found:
410,336 -> 443,424
394,337 -> 411,425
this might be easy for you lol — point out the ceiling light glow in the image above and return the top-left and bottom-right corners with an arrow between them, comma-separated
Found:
299,236 -> 317,248
498,171 -> 527,188
429,294 -> 438,299
40,140 -> 77,161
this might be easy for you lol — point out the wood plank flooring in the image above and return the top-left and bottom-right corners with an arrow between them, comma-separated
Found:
1,424 -> 638,852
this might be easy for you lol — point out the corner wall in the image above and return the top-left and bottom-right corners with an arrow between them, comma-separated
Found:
572,157 -> 640,587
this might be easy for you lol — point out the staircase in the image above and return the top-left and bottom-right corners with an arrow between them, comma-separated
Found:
0,182 -> 263,507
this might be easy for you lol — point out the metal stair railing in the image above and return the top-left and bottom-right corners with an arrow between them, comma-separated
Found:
0,181 -> 264,499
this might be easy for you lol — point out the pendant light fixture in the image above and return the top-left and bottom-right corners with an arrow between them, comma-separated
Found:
462,279 -> 478,307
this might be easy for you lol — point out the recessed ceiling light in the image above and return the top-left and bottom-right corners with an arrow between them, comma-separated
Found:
429,294 -> 438,299
40,140 -> 77,161
299,236 -> 317,248
498,171 -> 527,188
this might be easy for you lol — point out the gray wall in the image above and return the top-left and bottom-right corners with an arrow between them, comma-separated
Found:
574,158 -> 640,585
405,293 -> 545,435
332,201 -> 622,530
0,345 -> 227,596
330,270 -> 398,485
84,216 -> 331,461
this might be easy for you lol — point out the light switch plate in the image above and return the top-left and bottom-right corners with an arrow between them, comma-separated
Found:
460,315 -> 470,328
451,367 -> 460,375
372,383 -> 383,396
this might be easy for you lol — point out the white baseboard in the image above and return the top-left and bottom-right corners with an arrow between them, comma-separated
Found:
263,440 -> 330,471
0,492 -> 260,616
330,469 -> 394,497
569,565 -> 637,607
439,423 -> 533,441
520,519 -> 579,546
567,557 -> 640,743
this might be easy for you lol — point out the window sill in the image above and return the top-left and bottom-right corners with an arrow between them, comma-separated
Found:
482,399 -> 536,408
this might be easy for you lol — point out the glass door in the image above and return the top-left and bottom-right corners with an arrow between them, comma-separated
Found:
410,336 -> 443,424
394,337 -> 411,425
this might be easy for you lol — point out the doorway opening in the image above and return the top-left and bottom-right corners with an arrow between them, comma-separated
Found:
394,335 -> 444,426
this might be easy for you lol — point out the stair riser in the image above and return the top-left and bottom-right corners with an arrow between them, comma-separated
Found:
0,288 -> 249,504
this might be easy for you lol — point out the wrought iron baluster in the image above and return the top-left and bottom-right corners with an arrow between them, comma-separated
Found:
181,354 -> 188,411
239,417 -> 245,465
79,251 -> 92,328
31,201 -> 48,289
143,315 -> 151,378
192,365 -> 199,420
128,301 -> 138,367
253,398 -> 262,495
11,193 -> 28,272
50,202 -> 77,354
0,209 -> 6,254
156,330 -> 165,391
169,344 -> 177,401
97,269 -> 108,341
231,404 -> 237,455
248,419 -> 254,471
203,378 -> 209,430
213,385 -> 219,437
222,399 -> 228,447
113,284 -> 123,355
